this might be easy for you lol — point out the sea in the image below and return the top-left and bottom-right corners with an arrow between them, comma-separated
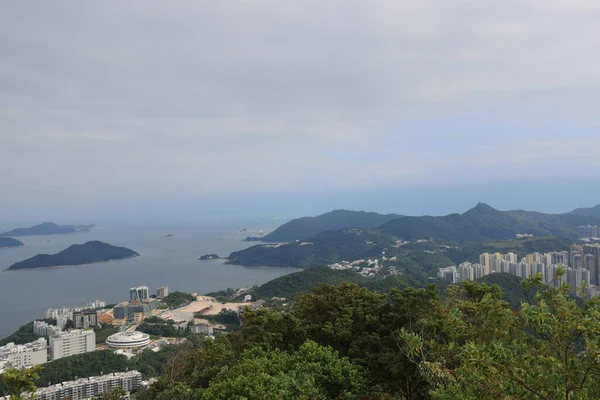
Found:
0,218 -> 298,339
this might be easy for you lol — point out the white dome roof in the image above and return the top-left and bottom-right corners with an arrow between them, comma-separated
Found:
106,331 -> 150,348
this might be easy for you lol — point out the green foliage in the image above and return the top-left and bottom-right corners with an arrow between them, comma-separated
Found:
252,266 -> 370,300
476,273 -> 528,309
199,340 -> 367,400
379,203 -> 600,243
1,366 -> 40,399
0,321 -> 37,346
8,241 -> 138,270
401,276 -> 600,399
203,310 -> 239,326
93,324 -> 120,344
230,228 -> 393,268
138,318 -> 179,337
161,291 -> 196,308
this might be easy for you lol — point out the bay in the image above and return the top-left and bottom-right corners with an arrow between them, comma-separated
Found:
0,218 -> 296,339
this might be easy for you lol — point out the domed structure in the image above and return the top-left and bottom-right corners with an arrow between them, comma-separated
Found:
106,331 -> 150,349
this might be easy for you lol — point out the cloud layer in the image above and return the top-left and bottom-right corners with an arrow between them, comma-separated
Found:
2,1 -> 600,218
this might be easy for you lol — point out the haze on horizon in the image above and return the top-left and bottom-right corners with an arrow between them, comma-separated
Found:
2,1 -> 600,222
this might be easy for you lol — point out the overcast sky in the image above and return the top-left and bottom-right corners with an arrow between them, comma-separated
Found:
2,1 -> 600,222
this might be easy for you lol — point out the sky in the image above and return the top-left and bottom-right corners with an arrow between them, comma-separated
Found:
2,1 -> 600,223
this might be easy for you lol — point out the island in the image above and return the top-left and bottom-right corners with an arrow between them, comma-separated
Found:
0,237 -> 24,248
1,222 -> 95,237
164,234 -> 175,238
199,254 -> 222,261
6,241 -> 139,271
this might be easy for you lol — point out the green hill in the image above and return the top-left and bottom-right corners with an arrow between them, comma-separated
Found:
571,204 -> 600,219
477,273 -> 527,309
249,210 -> 402,242
7,241 -> 139,270
378,203 -> 600,243
230,228 -> 393,268
0,237 -> 24,248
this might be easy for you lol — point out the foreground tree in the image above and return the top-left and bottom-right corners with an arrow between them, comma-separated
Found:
402,274 -> 600,399
2,366 -> 40,400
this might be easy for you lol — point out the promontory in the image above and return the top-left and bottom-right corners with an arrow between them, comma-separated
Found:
6,241 -> 139,271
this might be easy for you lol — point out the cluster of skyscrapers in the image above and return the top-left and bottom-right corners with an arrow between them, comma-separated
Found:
577,225 -> 600,239
439,244 -> 600,298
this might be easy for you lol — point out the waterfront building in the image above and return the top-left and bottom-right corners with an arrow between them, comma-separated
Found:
49,330 -> 96,360
156,286 -> 169,299
130,286 -> 150,302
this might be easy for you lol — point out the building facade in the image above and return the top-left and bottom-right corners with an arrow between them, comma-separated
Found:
73,310 -> 98,329
156,286 -> 169,299
49,330 -> 96,360
0,338 -> 47,373
130,286 -> 150,302
0,370 -> 142,400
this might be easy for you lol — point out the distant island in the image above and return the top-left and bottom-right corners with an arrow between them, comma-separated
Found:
1,222 -> 95,237
199,254 -> 222,260
0,237 -> 24,248
6,241 -> 139,271
164,234 -> 175,238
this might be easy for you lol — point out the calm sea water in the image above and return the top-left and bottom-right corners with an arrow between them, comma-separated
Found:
0,218 -> 297,338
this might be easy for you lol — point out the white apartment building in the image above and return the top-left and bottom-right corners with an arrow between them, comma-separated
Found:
0,338 -> 48,373
33,321 -> 62,338
49,330 -> 96,360
0,370 -> 142,400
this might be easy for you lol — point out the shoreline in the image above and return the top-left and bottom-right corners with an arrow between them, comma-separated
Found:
3,253 -> 140,272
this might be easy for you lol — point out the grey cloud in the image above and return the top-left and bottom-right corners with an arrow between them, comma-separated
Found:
1,0 -> 600,218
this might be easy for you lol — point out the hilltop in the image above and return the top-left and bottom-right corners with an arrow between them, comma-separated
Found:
1,222 -> 94,237
228,203 -> 600,269
572,204 -> 600,219
247,209 -> 402,242
378,202 -> 600,243
7,241 -> 139,270
0,237 -> 24,248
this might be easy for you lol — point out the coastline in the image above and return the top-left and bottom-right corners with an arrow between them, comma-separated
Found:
3,253 -> 140,272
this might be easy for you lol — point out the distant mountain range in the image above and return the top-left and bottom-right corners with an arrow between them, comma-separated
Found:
7,241 -> 139,271
247,210 -> 403,242
0,237 -> 24,248
1,222 -> 95,237
228,203 -> 600,268
571,204 -> 600,219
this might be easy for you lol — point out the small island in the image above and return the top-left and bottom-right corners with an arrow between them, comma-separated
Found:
0,237 -> 24,248
6,241 -> 139,271
164,234 -> 175,238
1,222 -> 95,237
199,254 -> 222,261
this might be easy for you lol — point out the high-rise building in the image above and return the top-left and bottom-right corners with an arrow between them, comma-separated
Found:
73,310 -> 98,329
130,286 -> 150,302
156,286 -> 169,299
0,339 -> 47,373
33,321 -> 62,338
49,330 -> 96,360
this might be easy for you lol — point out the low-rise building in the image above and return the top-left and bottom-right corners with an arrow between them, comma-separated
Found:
189,323 -> 214,335
0,370 -> 142,400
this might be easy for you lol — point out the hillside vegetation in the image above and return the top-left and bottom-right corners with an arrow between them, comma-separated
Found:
252,210 -> 402,242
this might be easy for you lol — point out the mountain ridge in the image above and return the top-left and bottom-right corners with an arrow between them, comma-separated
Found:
1,222 -> 95,237
248,209 -> 403,242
